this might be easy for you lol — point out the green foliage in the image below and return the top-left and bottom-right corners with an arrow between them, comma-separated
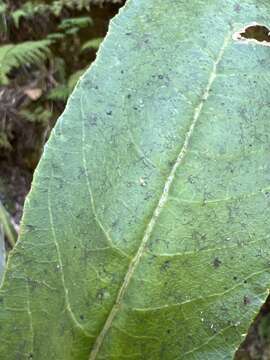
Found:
47,68 -> 87,101
46,32 -> 65,41
0,201 -> 17,248
58,16 -> 93,31
11,1 -> 63,25
11,8 -> 28,28
46,85 -> 70,101
0,133 -> 11,150
10,0 -> 63,27
0,1 -> 6,13
20,107 -> 52,124
58,16 -> 93,35
0,40 -> 51,85
0,0 -> 120,158
46,66 -> 88,101
1,1 -> 270,359
81,37 -> 103,50
67,68 -> 86,89
9,0 -> 121,23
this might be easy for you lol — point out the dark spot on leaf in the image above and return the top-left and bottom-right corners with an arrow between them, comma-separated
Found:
213,257 -> 222,268
106,111 -> 112,116
125,32 -> 132,36
244,279 -> 248,284
243,295 -> 251,305
127,94 -> 131,99
234,4 -> 241,12
160,260 -> 170,272
233,276 -> 238,281
80,314 -> 84,320
26,224 -> 35,231
158,75 -> 164,79
89,116 -> 97,126
96,288 -> 109,302
133,106 -> 138,111
120,70 -> 124,74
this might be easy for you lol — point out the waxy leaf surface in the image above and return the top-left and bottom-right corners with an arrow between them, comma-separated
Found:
1,1 -> 270,359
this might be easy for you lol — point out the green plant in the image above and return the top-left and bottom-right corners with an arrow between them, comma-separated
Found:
81,37 -> 103,50
0,0 -> 118,161
46,84 -> 70,101
58,16 -> 93,31
0,201 -> 17,248
0,1 -> 270,359
0,40 -> 52,85
20,107 -> 53,124
0,132 -> 12,150
47,68 -> 88,101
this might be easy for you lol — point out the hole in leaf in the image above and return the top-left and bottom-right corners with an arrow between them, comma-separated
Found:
233,23 -> 270,46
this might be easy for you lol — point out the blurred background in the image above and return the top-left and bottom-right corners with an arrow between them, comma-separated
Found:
0,0 -> 124,232
0,1 -> 269,359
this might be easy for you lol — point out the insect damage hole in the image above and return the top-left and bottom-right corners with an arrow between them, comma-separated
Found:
233,22 -> 270,46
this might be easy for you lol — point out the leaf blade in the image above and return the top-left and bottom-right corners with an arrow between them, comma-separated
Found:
1,1 -> 270,359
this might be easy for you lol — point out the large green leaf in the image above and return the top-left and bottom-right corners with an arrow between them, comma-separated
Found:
1,1 -> 270,359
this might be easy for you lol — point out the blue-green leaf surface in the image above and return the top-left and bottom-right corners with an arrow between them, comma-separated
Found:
1,1 -> 270,359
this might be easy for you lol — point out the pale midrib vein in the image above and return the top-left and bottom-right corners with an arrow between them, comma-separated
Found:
48,172 -> 91,337
89,33 -> 231,360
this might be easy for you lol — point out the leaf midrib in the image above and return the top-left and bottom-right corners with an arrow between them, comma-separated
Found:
88,31 -> 232,360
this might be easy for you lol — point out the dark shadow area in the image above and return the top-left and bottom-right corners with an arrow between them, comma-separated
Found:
235,294 -> 270,360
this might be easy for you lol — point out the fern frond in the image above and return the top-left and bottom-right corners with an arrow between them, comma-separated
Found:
0,1 -> 6,14
20,107 -> 52,124
10,1 -> 61,24
47,85 -> 70,101
47,33 -> 65,41
0,1 -> 7,37
60,0 -> 123,10
81,37 -> 103,51
58,16 -> 93,31
11,9 -> 27,28
68,68 -> 86,90
47,67 -> 87,101
0,40 -> 51,85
